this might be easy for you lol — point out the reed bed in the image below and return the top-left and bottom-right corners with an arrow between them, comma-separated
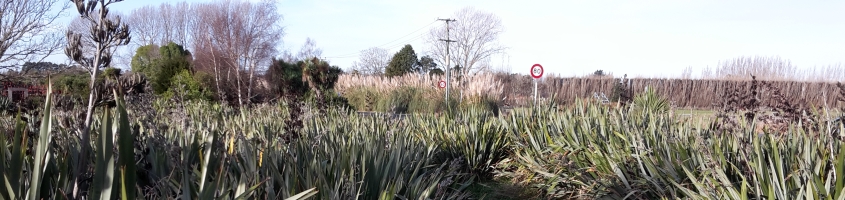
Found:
501,75 -> 843,109
338,74 -> 503,113
339,72 -> 841,111
336,73 -> 504,101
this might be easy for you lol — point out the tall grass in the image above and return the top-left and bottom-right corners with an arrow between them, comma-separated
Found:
701,56 -> 845,82
337,73 -> 503,102
338,74 -> 503,114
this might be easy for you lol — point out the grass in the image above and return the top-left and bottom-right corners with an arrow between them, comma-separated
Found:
675,109 -> 716,125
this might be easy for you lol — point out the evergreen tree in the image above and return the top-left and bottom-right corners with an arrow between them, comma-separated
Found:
385,44 -> 418,77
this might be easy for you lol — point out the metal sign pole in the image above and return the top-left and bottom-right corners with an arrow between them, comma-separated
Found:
530,64 -> 543,109
534,79 -> 538,107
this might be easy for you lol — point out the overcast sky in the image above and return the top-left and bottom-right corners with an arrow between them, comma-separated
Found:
49,0 -> 845,78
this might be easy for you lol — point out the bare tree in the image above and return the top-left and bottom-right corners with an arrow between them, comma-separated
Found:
296,37 -> 322,60
191,0 -> 283,107
351,47 -> 390,75
426,7 -> 506,102
278,49 -> 296,63
65,1 -> 131,193
127,2 -> 191,47
426,7 -> 506,77
190,2 -> 223,101
158,2 -> 191,46
681,66 -> 693,79
714,56 -> 798,81
0,0 -> 69,77
126,5 -> 157,47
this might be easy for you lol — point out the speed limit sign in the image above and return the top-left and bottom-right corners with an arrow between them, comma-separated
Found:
438,80 -> 446,88
530,64 -> 544,79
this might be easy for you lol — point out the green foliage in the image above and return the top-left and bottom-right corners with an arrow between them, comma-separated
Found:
130,44 -> 159,73
631,87 -> 670,115
130,42 -> 194,95
21,62 -> 69,74
429,68 -> 444,77
501,100 -> 845,199
4,77 -> 845,199
461,96 -> 501,117
385,44 -> 418,78
54,71 -> 90,97
268,58 -> 347,109
301,58 -> 343,92
103,67 -> 122,80
321,89 -> 352,110
266,58 -> 307,98
345,86 -> 502,114
416,55 -> 437,75
0,83 -> 56,200
411,108 -> 510,177
375,86 -> 456,114
344,86 -> 380,111
165,70 -> 213,101
610,76 -> 630,103
0,96 -> 12,113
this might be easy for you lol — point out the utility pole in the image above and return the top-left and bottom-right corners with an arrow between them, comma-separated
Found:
438,18 -> 456,108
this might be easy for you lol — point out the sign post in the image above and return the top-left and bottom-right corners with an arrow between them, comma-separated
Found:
530,64 -> 544,107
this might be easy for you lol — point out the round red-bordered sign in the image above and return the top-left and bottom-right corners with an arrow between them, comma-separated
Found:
438,80 -> 446,88
530,64 -> 544,79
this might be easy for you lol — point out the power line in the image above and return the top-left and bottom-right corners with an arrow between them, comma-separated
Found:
326,33 -> 428,59
372,20 -> 438,49
324,20 -> 438,58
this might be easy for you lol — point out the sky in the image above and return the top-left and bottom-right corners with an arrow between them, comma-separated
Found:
46,0 -> 845,78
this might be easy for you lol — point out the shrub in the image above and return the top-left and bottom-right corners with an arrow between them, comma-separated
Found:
460,95 -> 501,116
103,67 -> 122,80
54,73 -> 90,97
610,76 -> 631,103
631,87 -> 670,116
344,86 -> 382,112
378,86 -> 415,113
165,70 -> 213,101
131,42 -> 193,95
373,86 -> 456,114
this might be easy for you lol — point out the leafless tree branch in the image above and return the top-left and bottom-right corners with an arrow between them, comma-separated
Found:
351,47 -> 390,75
0,0 -> 70,76
191,0 -> 284,107
425,7 -> 507,78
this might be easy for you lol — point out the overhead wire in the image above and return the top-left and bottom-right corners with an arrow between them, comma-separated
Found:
327,32 -> 429,59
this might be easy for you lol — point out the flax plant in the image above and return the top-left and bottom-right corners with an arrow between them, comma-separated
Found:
503,97 -> 845,199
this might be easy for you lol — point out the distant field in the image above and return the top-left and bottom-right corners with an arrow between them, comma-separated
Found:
675,109 -> 716,125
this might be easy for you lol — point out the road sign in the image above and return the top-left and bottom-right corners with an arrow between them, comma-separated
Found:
438,80 -> 446,88
530,64 -> 544,79
530,64 -> 544,107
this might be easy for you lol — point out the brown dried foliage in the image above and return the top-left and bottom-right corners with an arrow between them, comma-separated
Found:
838,82 -> 845,112
490,74 -> 841,109
710,75 -> 822,134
